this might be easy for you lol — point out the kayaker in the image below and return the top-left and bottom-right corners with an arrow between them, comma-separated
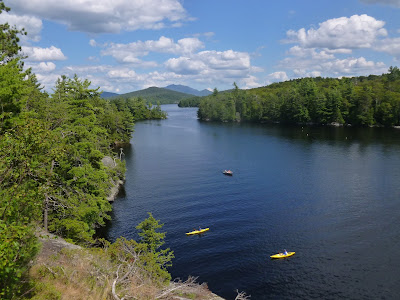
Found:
283,249 -> 288,255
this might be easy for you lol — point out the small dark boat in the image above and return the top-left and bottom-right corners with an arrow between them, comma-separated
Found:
223,170 -> 233,176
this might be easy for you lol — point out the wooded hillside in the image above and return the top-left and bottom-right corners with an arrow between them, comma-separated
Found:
197,70 -> 400,127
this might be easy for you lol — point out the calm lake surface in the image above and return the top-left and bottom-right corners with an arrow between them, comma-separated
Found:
104,104 -> 400,299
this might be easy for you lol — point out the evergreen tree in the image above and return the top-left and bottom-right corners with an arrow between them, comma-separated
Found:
136,213 -> 174,284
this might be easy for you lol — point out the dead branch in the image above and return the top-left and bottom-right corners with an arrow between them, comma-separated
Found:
155,276 -> 201,299
235,289 -> 250,300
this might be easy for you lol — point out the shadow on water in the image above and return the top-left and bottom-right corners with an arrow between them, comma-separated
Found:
200,120 -> 400,150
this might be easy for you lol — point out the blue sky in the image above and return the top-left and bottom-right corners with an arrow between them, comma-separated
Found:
2,0 -> 400,93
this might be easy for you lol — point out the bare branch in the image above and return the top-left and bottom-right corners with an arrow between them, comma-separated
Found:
235,289 -> 251,300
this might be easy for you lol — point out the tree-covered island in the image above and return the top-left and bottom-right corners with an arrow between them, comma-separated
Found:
195,70 -> 400,127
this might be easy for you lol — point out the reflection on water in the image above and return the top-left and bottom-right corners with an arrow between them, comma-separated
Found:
103,105 -> 400,299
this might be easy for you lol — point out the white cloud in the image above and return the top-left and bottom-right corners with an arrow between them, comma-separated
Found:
63,65 -> 111,74
164,50 -> 252,78
89,39 -> 97,47
36,62 -> 56,72
293,69 -> 321,77
286,14 -> 387,50
101,36 -> 204,64
287,46 -> 335,60
165,57 -> 206,75
21,46 -> 67,61
374,37 -> 400,57
268,71 -> 289,81
359,0 -> 400,7
35,72 -> 62,90
196,50 -> 251,70
25,62 -> 56,74
324,48 -> 353,54
321,57 -> 386,74
8,0 -> 189,34
0,12 -> 42,43
279,52 -> 386,77
107,69 -> 137,79
241,75 -> 261,89
277,14 -> 393,79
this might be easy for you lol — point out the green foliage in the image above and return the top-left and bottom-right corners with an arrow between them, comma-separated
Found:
109,96 -> 167,122
198,68 -> 400,127
0,1 -> 26,62
136,212 -> 166,252
178,96 -> 202,107
0,70 -> 169,296
0,5 -> 165,296
136,213 -> 174,284
0,222 -> 39,299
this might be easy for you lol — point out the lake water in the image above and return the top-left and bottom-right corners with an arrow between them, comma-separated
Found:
104,104 -> 400,299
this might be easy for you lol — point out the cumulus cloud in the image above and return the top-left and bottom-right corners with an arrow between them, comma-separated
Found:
21,46 -> 67,61
25,62 -> 56,74
359,0 -> 400,7
287,46 -> 335,60
107,69 -> 137,79
296,70 -> 321,77
321,57 -> 386,74
286,14 -> 387,50
268,71 -> 289,81
8,0 -> 188,33
101,36 -> 204,64
165,50 -> 251,76
374,37 -> 400,57
242,75 -> 261,89
279,51 -> 386,77
164,57 -> 206,75
35,62 -> 56,72
0,12 -> 42,43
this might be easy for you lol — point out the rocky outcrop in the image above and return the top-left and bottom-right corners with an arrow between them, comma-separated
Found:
101,156 -> 124,202
107,179 -> 124,202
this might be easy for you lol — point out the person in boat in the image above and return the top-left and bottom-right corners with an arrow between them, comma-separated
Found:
283,249 -> 288,255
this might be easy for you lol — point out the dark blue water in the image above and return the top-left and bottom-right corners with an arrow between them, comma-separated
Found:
104,104 -> 400,299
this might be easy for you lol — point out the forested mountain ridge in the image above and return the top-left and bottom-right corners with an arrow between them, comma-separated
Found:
197,70 -> 400,127
101,91 -> 119,98
109,86 -> 192,104
164,84 -> 212,96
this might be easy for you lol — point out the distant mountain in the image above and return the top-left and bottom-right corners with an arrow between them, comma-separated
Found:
164,84 -> 212,97
110,86 -> 192,104
101,91 -> 119,98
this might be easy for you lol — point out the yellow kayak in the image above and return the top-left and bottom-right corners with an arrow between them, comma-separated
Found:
270,251 -> 295,259
186,228 -> 209,235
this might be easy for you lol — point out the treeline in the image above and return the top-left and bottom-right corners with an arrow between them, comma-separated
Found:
0,3 -> 170,296
177,96 -> 201,107
110,96 -> 167,121
198,69 -> 400,127
113,86 -> 190,105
